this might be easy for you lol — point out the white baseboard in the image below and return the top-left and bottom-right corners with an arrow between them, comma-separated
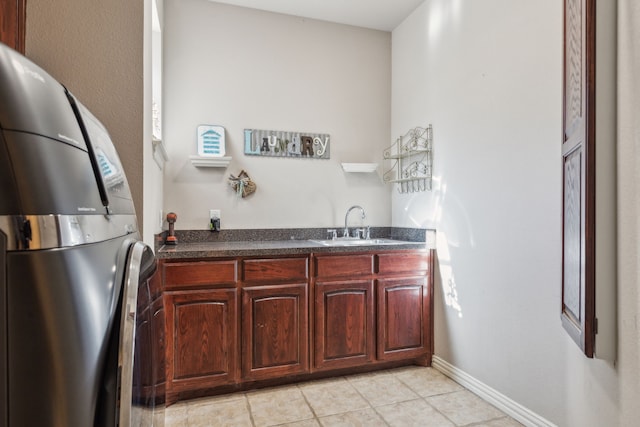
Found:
431,356 -> 557,427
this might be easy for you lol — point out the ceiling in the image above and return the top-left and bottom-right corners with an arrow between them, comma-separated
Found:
209,0 -> 425,32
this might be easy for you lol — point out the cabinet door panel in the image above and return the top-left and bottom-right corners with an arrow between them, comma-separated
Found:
165,289 -> 238,394
163,260 -> 237,290
314,254 -> 374,279
243,257 -> 308,283
377,277 -> 429,361
314,280 -> 375,370
377,252 -> 430,275
242,283 -> 309,380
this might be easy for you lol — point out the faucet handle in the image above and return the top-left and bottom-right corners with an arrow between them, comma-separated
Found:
326,229 -> 338,240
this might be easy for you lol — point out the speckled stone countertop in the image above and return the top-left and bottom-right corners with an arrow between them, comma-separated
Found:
155,227 -> 433,259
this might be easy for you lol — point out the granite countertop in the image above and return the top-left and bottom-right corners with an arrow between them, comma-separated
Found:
155,227 -> 432,259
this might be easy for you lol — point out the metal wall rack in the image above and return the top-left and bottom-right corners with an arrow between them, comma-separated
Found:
383,125 -> 433,193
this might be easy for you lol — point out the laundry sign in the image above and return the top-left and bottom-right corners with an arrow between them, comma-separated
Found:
197,125 -> 225,157
244,128 -> 330,159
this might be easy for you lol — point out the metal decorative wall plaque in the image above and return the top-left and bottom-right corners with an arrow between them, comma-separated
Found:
244,128 -> 330,159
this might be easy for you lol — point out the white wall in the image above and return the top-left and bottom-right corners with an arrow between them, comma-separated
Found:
392,0 -> 640,425
163,0 -> 391,230
616,1 -> 640,424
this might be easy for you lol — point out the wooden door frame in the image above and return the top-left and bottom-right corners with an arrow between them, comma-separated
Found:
0,0 -> 26,53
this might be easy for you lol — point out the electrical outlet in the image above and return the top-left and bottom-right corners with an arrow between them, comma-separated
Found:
209,209 -> 221,232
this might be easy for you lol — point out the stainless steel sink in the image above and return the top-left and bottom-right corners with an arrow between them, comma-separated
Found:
308,238 -> 415,247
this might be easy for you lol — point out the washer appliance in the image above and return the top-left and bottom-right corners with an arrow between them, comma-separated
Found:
0,42 -> 159,426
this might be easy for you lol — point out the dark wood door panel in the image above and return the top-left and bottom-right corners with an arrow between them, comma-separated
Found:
242,283 -> 309,380
377,252 -> 430,275
314,254 -> 374,279
242,257 -> 308,283
163,260 -> 237,290
165,289 -> 238,393
314,280 -> 375,370
377,277 -> 429,361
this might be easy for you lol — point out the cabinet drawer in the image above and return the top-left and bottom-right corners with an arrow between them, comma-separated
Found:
314,254 -> 374,278
242,257 -> 308,283
377,252 -> 430,275
163,260 -> 237,290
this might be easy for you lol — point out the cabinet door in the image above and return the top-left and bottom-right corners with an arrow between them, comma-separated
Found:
164,289 -> 238,396
377,277 -> 430,362
242,283 -> 309,380
314,280 -> 375,370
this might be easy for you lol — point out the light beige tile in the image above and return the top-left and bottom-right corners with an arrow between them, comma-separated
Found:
164,402 -> 188,426
394,367 -> 464,397
470,416 -> 525,427
130,406 -> 155,427
375,399 -> 455,427
186,394 -> 252,427
426,390 -> 506,426
152,407 -> 166,427
344,369 -> 395,382
318,408 -> 387,427
299,377 -> 370,417
163,367 -> 520,427
247,385 -> 315,427
348,374 -> 419,407
188,392 -> 246,407
279,419 -> 322,427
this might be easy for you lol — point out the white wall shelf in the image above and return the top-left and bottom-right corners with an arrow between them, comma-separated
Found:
152,138 -> 169,170
383,125 -> 433,193
341,162 -> 378,173
189,155 -> 232,168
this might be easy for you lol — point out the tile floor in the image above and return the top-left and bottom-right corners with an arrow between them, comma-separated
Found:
164,366 -> 524,427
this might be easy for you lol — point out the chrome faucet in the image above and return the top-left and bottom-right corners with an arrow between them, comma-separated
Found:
344,205 -> 366,238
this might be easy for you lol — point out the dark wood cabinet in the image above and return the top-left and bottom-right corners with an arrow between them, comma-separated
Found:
241,257 -> 309,380
164,289 -> 239,398
377,277 -> 430,363
313,250 -> 432,369
159,248 -> 433,404
314,279 -> 375,370
242,283 -> 309,380
162,259 -> 240,401
376,252 -> 433,364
